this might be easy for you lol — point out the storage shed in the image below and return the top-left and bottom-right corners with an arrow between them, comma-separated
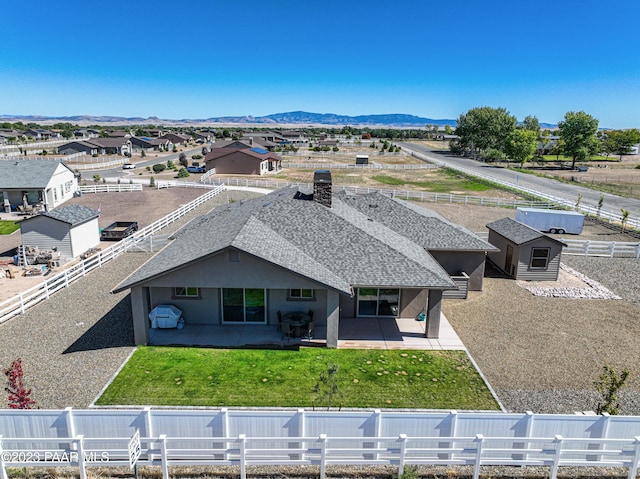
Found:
486,217 -> 565,280
20,204 -> 100,261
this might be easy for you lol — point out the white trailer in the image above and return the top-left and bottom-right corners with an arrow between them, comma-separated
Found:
515,207 -> 584,234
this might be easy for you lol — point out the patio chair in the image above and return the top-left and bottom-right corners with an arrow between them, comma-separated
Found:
305,320 -> 315,341
281,321 -> 293,343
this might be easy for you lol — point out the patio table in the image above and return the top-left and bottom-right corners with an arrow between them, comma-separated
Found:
282,312 -> 311,337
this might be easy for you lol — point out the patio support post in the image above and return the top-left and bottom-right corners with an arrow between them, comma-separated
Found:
131,286 -> 149,345
426,289 -> 443,338
326,290 -> 340,348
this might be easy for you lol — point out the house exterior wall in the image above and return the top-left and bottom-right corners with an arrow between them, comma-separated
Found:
488,232 -> 562,280
429,251 -> 486,291
68,218 -> 100,257
20,217 -> 72,258
206,151 -> 263,175
45,164 -> 77,209
399,288 -> 428,318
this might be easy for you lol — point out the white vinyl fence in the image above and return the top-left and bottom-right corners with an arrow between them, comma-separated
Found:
71,158 -> 128,170
0,185 -> 225,325
79,183 -> 143,193
282,162 -> 438,170
1,409 -> 640,479
561,239 -> 640,258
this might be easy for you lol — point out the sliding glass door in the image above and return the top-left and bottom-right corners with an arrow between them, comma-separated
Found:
222,288 -> 266,323
357,288 -> 400,317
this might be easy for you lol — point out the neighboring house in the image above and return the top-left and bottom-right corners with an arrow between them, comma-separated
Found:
204,147 -> 283,175
0,159 -> 78,212
159,133 -> 192,145
20,204 -> 100,261
58,138 -> 132,156
213,138 -> 277,151
113,171 -> 496,348
194,131 -> 216,143
242,131 -> 285,144
25,129 -> 59,140
131,137 -> 172,152
108,130 -> 132,137
279,130 -> 307,144
319,139 -> 339,147
486,217 -> 564,280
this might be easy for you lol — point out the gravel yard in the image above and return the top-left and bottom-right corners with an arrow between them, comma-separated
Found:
1,188 -> 639,415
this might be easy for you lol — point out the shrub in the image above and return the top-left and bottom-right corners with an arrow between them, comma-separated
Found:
152,163 -> 166,174
149,176 -> 155,187
177,168 -> 190,178
92,174 -> 101,182
167,160 -> 176,170
4,358 -> 36,409
191,154 -> 203,160
141,150 -> 146,158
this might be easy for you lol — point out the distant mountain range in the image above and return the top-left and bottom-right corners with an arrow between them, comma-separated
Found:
0,111 -> 459,127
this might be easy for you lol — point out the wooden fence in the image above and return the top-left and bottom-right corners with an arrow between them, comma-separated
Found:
0,185 -> 225,325
1,409 -> 640,479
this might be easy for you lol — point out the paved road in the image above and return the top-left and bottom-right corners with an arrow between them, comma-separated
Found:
401,142 -> 640,217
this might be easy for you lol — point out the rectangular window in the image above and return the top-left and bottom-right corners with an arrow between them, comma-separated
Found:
174,287 -> 200,298
289,288 -> 314,300
530,248 -> 550,269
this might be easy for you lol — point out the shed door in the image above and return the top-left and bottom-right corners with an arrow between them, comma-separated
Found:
505,244 -> 514,277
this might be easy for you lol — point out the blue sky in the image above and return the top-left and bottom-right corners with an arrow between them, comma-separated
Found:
2,0 -> 640,128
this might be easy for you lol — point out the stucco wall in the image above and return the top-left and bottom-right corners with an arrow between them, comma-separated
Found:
429,250 -> 487,291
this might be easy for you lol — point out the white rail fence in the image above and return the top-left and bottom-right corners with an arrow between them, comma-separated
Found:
0,185 -> 225,325
79,183 -> 142,193
406,147 -> 640,231
282,162 -> 438,170
70,158 -> 128,170
1,409 -> 640,479
561,239 -> 640,258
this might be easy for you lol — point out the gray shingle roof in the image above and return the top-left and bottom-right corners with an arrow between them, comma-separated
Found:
0,160 -> 72,189
40,203 -> 99,225
486,217 -> 560,245
336,191 -> 498,251
114,188 -> 459,293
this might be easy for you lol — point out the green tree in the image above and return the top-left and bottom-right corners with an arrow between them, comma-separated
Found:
504,129 -> 538,166
177,167 -> 190,178
454,106 -> 517,160
521,115 -> 540,137
152,163 -> 166,174
444,124 -> 453,135
601,129 -> 640,160
558,111 -> 599,169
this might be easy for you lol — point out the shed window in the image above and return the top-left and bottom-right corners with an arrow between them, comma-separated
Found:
174,287 -> 200,298
530,248 -> 550,269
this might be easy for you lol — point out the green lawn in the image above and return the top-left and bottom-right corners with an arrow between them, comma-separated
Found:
96,347 -> 500,410
372,169 -> 493,193
0,220 -> 20,235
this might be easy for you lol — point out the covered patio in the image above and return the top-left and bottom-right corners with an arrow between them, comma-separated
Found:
148,314 -> 465,350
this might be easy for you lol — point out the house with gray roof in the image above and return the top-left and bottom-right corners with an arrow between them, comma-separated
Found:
0,159 -> 78,212
20,203 -> 100,261
486,217 -> 564,280
114,171 -> 496,348
58,138 -> 132,156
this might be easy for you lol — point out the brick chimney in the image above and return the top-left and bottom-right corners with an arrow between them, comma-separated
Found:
313,170 -> 332,208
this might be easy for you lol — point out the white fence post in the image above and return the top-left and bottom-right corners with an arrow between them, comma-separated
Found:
319,434 -> 327,479
473,434 -> 484,479
239,434 -> 246,479
0,436 -> 8,479
398,434 -> 407,476
550,435 -> 563,479
159,434 -> 169,479
76,435 -> 87,479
